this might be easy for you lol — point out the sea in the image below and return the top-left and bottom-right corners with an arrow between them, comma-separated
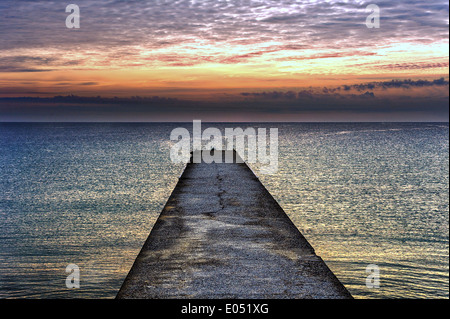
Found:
0,122 -> 448,299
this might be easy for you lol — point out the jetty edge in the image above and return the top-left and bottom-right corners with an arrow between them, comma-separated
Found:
116,150 -> 352,299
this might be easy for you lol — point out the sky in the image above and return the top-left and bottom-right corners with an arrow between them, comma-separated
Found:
0,0 -> 448,121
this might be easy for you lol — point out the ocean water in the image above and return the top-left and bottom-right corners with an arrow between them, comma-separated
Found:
0,123 -> 448,299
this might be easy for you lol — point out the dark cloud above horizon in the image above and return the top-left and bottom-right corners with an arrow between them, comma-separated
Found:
335,78 -> 450,92
240,78 -> 450,98
1,78 -> 448,122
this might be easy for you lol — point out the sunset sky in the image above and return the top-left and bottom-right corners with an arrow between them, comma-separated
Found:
0,0 -> 448,121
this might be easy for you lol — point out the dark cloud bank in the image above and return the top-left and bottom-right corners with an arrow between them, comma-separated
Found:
0,79 -> 448,122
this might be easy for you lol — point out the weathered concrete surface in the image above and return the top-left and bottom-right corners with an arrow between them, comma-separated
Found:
117,151 -> 352,299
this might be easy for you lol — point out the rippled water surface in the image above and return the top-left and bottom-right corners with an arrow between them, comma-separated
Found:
0,123 -> 448,298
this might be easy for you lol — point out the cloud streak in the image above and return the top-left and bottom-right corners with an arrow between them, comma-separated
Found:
337,78 -> 449,92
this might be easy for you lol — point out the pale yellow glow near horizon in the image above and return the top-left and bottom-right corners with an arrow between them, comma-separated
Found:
0,38 -> 448,98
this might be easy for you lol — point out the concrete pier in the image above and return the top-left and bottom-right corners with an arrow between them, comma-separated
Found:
117,151 -> 352,299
